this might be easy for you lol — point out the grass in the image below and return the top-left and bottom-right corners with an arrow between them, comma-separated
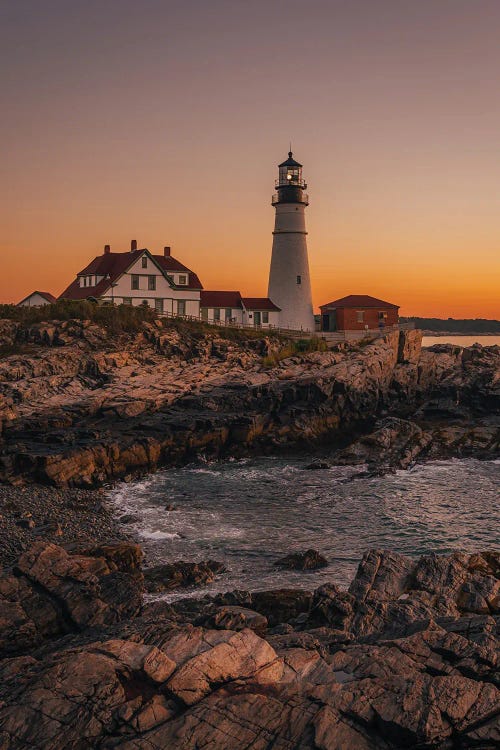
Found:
262,337 -> 328,367
0,300 -> 158,334
0,301 -> 290,343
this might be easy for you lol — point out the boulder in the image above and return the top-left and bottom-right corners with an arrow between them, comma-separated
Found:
0,542 -> 143,656
336,417 -> 433,470
144,560 -> 226,593
166,628 -> 283,705
305,460 -> 331,470
208,605 -> 268,635
251,588 -> 313,626
274,549 -> 328,570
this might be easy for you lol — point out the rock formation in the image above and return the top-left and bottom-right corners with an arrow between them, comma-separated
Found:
0,317 -> 498,486
0,543 -> 498,748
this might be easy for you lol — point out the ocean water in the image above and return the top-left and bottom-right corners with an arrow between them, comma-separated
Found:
422,335 -> 500,347
109,457 -> 500,600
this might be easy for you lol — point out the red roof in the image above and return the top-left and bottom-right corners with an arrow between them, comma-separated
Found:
242,297 -> 281,312
17,291 -> 57,305
59,249 -> 203,300
58,278 -> 114,301
320,295 -> 399,310
200,291 -> 243,309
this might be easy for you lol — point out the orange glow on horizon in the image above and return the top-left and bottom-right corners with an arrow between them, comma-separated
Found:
1,2 -> 499,320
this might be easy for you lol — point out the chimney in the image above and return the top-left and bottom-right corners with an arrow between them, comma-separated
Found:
164,246 -> 171,257
131,239 -> 137,252
104,244 -> 111,254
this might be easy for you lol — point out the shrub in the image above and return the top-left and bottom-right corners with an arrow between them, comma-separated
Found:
0,300 -> 157,334
262,336 -> 328,367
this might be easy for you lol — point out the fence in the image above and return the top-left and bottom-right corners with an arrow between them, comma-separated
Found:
318,321 -> 415,344
156,310 -> 414,341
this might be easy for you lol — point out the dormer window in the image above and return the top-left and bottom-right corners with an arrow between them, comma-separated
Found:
178,275 -> 187,285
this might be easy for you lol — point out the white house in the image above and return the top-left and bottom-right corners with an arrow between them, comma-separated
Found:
59,241 -> 203,316
200,291 -> 280,328
17,291 -> 57,307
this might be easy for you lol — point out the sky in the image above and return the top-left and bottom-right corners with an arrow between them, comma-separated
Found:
1,0 -> 499,317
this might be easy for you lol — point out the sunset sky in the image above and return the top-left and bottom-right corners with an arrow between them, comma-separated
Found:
1,0 -> 499,317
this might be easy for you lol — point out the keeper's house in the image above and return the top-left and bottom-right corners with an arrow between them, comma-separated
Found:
59,241 -> 203,316
200,291 -> 280,328
320,295 -> 399,332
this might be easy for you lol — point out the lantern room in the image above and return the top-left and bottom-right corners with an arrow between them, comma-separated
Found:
272,150 -> 308,206
277,152 -> 306,187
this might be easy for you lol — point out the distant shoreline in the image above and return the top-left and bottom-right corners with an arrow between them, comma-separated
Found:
421,331 -> 499,336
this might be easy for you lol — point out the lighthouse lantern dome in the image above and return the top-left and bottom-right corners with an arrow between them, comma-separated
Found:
278,152 -> 304,187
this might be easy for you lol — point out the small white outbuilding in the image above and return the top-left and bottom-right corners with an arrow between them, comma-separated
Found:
17,291 -> 57,307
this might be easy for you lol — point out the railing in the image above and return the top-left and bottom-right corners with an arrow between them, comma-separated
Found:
156,310 -> 314,336
155,311 -> 414,341
271,192 -> 309,205
319,322 -> 415,343
275,178 -> 307,188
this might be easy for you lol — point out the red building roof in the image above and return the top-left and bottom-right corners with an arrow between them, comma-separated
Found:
59,249 -> 203,300
242,297 -> 281,311
17,291 -> 57,305
200,291 -> 243,308
320,295 -> 399,310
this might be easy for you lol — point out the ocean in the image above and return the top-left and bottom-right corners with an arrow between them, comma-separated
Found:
110,456 -> 499,600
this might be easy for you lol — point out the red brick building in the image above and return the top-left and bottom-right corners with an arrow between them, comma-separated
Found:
320,295 -> 399,332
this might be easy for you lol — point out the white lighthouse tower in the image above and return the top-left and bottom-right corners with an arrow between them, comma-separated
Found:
268,150 -> 315,331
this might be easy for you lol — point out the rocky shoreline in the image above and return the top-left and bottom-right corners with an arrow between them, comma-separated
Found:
0,317 -> 498,486
0,484 -> 130,569
0,539 -> 498,748
0,316 -> 498,747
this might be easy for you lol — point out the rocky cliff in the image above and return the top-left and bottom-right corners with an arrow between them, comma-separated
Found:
0,541 -> 498,748
0,318 -> 498,485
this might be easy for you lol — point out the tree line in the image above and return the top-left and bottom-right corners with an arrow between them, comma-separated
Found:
400,317 -> 500,333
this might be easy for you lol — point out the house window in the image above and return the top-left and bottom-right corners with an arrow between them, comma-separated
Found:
213,308 -> 220,321
148,275 -> 156,291
262,312 -> 269,324
83,277 -> 87,287
122,297 -> 132,306
155,298 -> 164,313
142,257 -> 147,268
201,308 -> 208,321
225,308 -> 232,321
356,311 -> 364,323
141,300 -> 149,306
296,275 -> 301,285
178,275 -> 187,285
131,275 -> 139,290
177,300 -> 186,316
378,311 -> 387,320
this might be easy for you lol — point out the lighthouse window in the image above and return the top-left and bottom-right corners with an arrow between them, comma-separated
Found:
296,275 -> 301,285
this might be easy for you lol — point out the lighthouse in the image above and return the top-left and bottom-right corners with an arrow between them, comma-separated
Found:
268,151 -> 315,331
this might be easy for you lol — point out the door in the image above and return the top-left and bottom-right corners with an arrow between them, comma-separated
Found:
254,311 -> 261,326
